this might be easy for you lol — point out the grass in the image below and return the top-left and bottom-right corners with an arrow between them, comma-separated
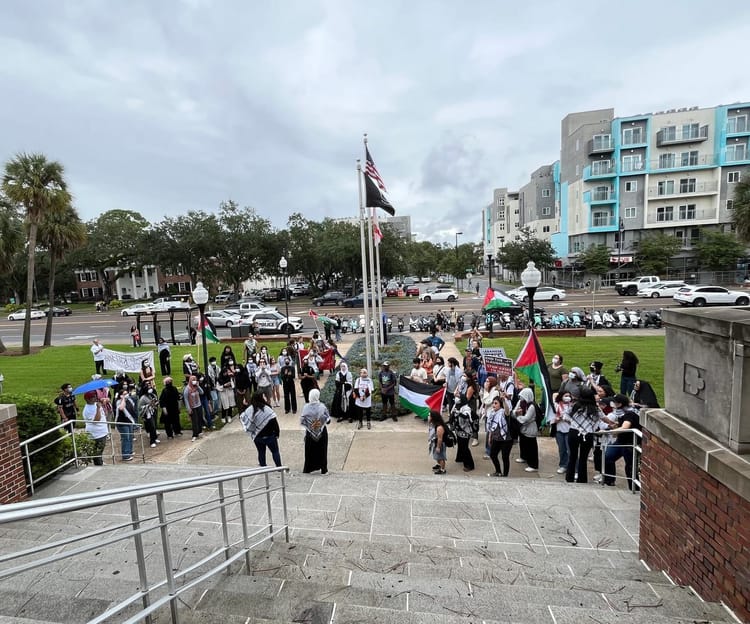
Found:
0,335 -> 666,405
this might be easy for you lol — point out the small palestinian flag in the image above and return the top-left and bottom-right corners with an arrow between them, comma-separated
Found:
514,329 -> 554,426
398,375 -> 446,421
482,287 -> 517,311
200,316 -> 220,343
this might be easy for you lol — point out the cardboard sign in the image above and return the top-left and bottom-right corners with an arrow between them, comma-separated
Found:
480,348 -> 512,377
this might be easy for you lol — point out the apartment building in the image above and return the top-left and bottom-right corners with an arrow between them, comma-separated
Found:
487,101 -> 750,280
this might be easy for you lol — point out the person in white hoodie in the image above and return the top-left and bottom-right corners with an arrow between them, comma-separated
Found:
513,387 -> 539,472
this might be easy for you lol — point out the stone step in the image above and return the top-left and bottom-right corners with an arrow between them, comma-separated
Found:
0,589 -> 112,623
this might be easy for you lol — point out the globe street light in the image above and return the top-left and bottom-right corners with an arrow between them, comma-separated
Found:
279,256 -> 290,339
520,261 -> 542,331
192,281 -> 209,372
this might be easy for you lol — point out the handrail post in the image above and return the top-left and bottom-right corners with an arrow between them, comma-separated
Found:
156,492 -> 179,624
236,476 -> 252,572
23,444 -> 34,496
217,482 -> 231,571
129,499 -> 153,624
280,469 -> 290,543
264,473 -> 274,541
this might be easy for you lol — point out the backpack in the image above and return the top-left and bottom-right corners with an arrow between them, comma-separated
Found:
533,402 -> 545,429
507,415 -> 521,440
442,423 -> 456,448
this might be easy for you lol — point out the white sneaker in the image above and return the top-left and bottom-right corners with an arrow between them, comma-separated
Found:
150,443 -> 156,448
556,467 -> 566,474
192,436 -> 197,441
471,439 -> 479,447
515,458 -> 527,464
155,439 -> 161,444
524,467 -> 538,472
594,474 -> 603,483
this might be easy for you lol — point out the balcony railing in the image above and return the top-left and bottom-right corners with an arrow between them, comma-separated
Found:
620,160 -> 646,173
588,136 -> 614,154
645,206 -> 716,225
656,125 -> 709,146
651,154 -> 717,171
647,180 -> 719,198
724,147 -> 748,163
591,189 -> 617,202
583,160 -> 616,179
591,215 -> 616,227
726,117 -> 748,134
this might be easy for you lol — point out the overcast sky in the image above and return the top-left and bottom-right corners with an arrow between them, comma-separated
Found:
1,1 -> 749,245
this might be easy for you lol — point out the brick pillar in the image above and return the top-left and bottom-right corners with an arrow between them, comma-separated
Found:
0,404 -> 29,504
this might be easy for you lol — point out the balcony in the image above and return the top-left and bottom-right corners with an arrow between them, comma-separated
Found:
588,136 -> 614,154
651,154 -> 717,171
620,160 -> 646,175
591,189 -> 617,203
656,125 -> 709,147
724,146 -> 749,163
647,180 -> 719,199
645,206 -> 716,225
590,214 -> 616,228
726,117 -> 749,136
583,160 -> 616,180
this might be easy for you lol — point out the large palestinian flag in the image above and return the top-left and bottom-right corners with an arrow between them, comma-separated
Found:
398,375 -> 446,421
482,287 -> 517,311
514,329 -> 555,426
200,316 -> 220,343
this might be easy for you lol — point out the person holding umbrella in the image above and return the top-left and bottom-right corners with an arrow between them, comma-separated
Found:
82,391 -> 108,465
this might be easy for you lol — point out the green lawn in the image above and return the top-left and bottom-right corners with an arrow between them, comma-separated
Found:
1,335 -> 666,405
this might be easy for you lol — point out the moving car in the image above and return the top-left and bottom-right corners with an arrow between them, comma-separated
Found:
7,308 -> 46,321
241,310 -> 303,334
343,292 -> 374,307
44,306 -> 72,317
312,291 -> 345,306
203,310 -> 242,327
419,287 -> 458,303
151,296 -> 191,311
120,303 -> 155,316
638,281 -> 687,298
673,285 -> 750,307
506,286 -> 567,302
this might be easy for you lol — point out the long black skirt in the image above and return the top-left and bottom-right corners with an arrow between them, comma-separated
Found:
303,429 -> 328,474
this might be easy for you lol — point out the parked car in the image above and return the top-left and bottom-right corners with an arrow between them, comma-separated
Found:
203,310 -> 242,327
419,287 -> 458,303
506,286 -> 567,302
385,281 -> 401,297
343,292 -> 374,307
120,303 -> 156,316
261,288 -> 291,302
151,296 -> 191,311
638,281 -> 688,298
214,291 -> 238,304
7,308 -> 46,321
406,285 -> 420,297
290,283 -> 310,296
44,306 -> 72,317
312,291 -> 345,306
241,310 -> 303,334
673,285 -> 750,307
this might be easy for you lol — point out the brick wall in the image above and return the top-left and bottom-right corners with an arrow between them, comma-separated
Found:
640,430 -> 749,622
0,405 -> 28,504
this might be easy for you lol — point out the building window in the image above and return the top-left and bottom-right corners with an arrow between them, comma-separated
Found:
624,181 -> 637,192
726,143 -> 747,162
656,206 -> 674,222
591,160 -> 613,175
728,115 -> 747,133
690,228 -> 701,244
542,189 -> 551,198
497,197 -> 505,207
658,153 -> 676,169
592,211 -> 611,227
622,127 -> 643,145
661,126 -> 676,142
657,180 -> 675,195
675,230 -> 685,245
727,199 -> 734,210
542,225 -> 550,233
680,150 -> 699,167
542,206 -> 552,216
728,171 -> 741,183
575,164 -> 580,176
679,178 -> 696,193
623,206 -> 636,218
622,154 -> 643,172
678,204 -> 696,220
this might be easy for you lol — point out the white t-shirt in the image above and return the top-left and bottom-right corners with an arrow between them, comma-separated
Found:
353,377 -> 374,408
410,367 -> 428,383
91,342 -> 105,362
83,403 -> 108,439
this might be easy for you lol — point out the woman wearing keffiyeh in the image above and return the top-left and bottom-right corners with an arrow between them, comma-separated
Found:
300,389 -> 331,474
240,392 -> 281,467
331,362 -> 353,423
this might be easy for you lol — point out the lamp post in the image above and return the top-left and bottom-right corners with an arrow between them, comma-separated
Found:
279,256 -> 290,339
192,281 -> 209,372
521,261 -> 542,331
487,253 -> 493,290
497,236 -> 505,283
455,231 -> 463,290
617,219 -> 625,278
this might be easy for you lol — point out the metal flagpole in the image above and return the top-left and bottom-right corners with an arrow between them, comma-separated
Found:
366,204 -> 380,359
356,161 -> 372,373
373,208 -> 386,346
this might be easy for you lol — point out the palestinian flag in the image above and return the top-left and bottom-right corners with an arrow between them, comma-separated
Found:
398,375 -> 445,421
514,329 -> 554,426
200,316 -> 220,343
298,348 -> 336,371
482,287 -> 516,310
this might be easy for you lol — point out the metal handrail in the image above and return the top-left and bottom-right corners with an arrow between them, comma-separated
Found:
0,465 -> 290,624
596,427 -> 643,493
19,418 -> 147,494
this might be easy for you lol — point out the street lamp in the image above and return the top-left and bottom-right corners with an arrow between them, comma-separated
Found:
455,231 -> 463,290
192,281 -> 209,372
617,219 -> 625,277
487,253 -> 493,290
497,236 -> 505,282
279,256 -> 290,339
521,261 -> 542,331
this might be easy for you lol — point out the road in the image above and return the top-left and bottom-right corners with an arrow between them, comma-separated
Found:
0,284 -> 676,348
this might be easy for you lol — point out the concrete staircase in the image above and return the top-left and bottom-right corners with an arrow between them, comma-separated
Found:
0,464 -> 738,624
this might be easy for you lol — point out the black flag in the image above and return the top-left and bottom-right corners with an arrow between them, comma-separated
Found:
364,172 -> 395,216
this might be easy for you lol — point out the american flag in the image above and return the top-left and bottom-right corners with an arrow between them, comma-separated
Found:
365,147 -> 387,192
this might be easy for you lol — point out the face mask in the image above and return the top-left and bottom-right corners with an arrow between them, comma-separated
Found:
130,390 -> 136,396
191,380 -> 198,386
461,376 -> 467,382
228,360 -> 234,365
552,357 -> 560,365
569,373 -> 577,380
609,401 -> 616,408
281,350 -> 287,355
562,396 -> 571,403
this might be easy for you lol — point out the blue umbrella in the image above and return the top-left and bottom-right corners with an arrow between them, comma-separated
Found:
72,378 -> 117,395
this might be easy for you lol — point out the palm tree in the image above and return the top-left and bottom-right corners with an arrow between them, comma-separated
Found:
733,176 -> 750,244
2,153 -> 70,354
38,204 -> 87,346
0,200 -> 24,353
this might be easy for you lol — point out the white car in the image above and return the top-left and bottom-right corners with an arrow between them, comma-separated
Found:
241,310 -> 304,334
120,303 -> 155,316
151,297 -> 191,311
203,310 -> 242,327
638,281 -> 688,298
419,287 -> 458,303
506,286 -> 567,302
673,285 -> 750,307
7,308 -> 46,321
